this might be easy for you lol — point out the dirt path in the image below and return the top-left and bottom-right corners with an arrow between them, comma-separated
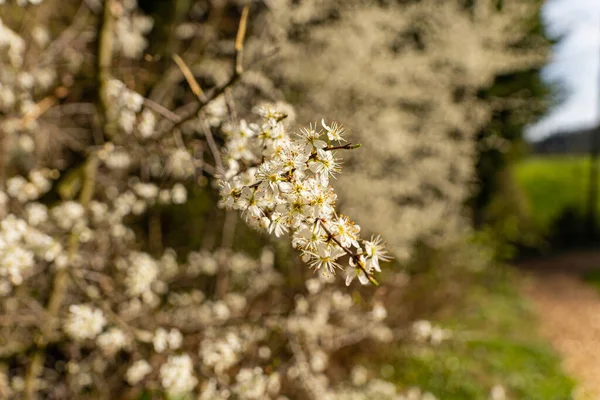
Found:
522,270 -> 600,399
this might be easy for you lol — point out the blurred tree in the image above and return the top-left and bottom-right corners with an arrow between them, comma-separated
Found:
250,0 -> 549,260
472,65 -> 550,255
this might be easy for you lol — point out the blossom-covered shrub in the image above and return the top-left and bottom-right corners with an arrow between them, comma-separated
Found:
0,1 -> 429,399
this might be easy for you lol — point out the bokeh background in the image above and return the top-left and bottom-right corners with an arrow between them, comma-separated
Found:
1,0 -> 600,398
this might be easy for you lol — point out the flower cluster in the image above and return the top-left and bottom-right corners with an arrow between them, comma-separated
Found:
0,214 -> 61,293
219,105 -> 391,285
5,170 -> 53,204
64,304 -> 107,341
159,354 -> 198,395
105,79 -> 156,136
112,0 -> 154,59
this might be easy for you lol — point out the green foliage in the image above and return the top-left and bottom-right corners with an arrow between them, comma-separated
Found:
473,166 -> 543,260
581,270 -> 600,292
472,65 -> 549,228
471,65 -> 550,258
377,266 -> 574,399
514,155 -> 599,246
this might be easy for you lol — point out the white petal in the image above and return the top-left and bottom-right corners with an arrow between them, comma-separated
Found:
358,272 -> 370,285
345,273 -> 354,286
314,140 -> 327,149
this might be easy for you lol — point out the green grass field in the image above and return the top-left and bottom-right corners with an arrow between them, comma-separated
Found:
514,156 -> 597,234
385,269 -> 575,399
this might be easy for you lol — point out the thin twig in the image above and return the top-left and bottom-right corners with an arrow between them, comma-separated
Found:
201,121 -> 223,171
172,54 -> 207,102
194,159 -> 217,176
323,143 -> 361,151
45,102 -> 97,117
235,5 -> 250,75
97,0 -> 116,138
20,86 -> 70,129
224,88 -> 238,121
143,98 -> 180,122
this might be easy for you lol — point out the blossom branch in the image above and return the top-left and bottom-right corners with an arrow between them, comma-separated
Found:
318,219 -> 379,286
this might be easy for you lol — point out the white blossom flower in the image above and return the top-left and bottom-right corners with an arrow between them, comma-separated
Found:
138,109 -> 156,138
329,215 -> 360,248
308,149 -> 341,180
351,365 -> 368,386
171,183 -> 187,204
306,244 -> 345,276
233,367 -> 270,399
64,305 -> 106,341
167,149 -> 195,179
364,235 -> 392,272
119,110 -> 136,133
371,302 -> 387,321
153,328 -> 183,353
321,119 -> 346,142
25,203 -> 48,226
123,252 -> 159,298
51,201 -> 85,230
345,265 -> 370,286
97,328 -> 129,354
31,25 -> 50,47
126,360 -> 152,386
133,182 -> 159,200
296,123 -> 327,155
159,354 -> 197,395
122,90 -> 144,112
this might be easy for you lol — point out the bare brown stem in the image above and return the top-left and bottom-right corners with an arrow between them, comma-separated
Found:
323,143 -> 361,151
235,5 -> 250,75
143,98 -> 180,123
149,211 -> 163,256
97,0 -> 115,138
201,121 -> 223,171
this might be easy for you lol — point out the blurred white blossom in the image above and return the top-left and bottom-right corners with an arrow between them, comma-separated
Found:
64,305 -> 106,341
